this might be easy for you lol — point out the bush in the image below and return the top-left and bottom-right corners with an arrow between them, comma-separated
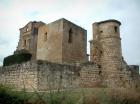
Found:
0,85 -> 28,104
3,53 -> 32,66
38,90 -> 76,104
107,88 -> 140,104
83,94 -> 100,104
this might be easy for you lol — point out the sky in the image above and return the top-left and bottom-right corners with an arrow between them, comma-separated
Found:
0,0 -> 140,66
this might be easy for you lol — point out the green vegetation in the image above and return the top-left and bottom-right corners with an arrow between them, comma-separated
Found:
108,88 -> 140,104
0,85 -> 28,104
3,53 -> 32,66
0,85 -> 140,104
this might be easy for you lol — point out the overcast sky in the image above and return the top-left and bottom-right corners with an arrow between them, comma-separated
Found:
0,0 -> 140,66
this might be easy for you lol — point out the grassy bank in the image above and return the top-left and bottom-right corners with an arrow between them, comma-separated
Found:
0,85 -> 140,104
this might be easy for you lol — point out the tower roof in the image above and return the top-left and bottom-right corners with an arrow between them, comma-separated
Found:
97,19 -> 121,25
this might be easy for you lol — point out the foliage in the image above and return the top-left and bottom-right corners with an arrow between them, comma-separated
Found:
3,53 -> 32,66
107,88 -> 140,104
0,85 -> 28,104
0,86 -> 140,104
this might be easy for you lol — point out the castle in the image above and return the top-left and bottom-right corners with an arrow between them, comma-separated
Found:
15,19 -> 87,63
0,18 -> 140,91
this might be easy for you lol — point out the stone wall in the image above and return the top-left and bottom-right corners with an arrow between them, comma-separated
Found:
62,19 -> 87,63
80,63 -> 101,87
16,21 -> 45,59
0,61 -> 38,91
37,19 -> 63,63
37,61 -> 80,91
37,18 -> 87,64
0,61 -> 139,91
0,61 -> 81,91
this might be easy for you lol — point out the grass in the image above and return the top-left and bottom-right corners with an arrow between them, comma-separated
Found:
107,88 -> 140,104
0,85 -> 140,104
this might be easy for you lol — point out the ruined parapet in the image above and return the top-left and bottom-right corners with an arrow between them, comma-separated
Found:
128,65 -> 139,74
16,21 -> 45,60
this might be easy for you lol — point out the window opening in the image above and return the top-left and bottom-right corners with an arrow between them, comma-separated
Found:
68,28 -> 73,43
26,27 -> 29,32
100,30 -> 103,33
44,32 -> 47,41
114,26 -> 118,33
23,39 -> 26,47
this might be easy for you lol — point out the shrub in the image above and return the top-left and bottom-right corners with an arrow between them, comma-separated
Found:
107,88 -> 140,104
0,85 -> 28,104
43,91 -> 75,104
83,94 -> 100,104
3,53 -> 32,66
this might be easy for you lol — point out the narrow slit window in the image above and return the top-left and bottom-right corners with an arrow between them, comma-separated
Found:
23,39 -> 26,47
68,28 -> 73,43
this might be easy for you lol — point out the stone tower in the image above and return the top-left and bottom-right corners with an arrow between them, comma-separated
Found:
15,18 -> 87,64
90,19 -> 123,85
36,18 -> 87,64
15,21 -> 45,59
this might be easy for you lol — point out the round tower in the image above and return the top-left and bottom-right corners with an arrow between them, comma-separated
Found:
94,20 -> 122,86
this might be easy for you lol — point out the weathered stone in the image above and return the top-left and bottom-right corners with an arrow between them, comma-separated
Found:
90,19 -> 140,87
16,18 -> 87,64
0,18 -> 140,91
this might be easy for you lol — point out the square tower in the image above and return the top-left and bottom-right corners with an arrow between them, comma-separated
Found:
36,18 -> 87,63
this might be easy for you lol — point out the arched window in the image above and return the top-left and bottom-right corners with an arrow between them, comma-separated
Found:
68,28 -> 73,43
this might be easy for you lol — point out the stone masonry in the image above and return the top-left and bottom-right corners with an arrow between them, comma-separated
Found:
90,19 -> 140,87
0,61 -> 80,91
0,18 -> 140,91
0,60 -> 139,91
15,18 -> 87,64
16,21 -> 45,60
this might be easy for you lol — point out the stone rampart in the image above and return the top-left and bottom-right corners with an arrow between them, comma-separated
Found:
0,61 -> 139,91
0,61 -> 81,91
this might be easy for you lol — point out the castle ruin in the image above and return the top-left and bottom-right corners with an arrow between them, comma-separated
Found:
15,18 -> 87,63
0,18 -> 140,91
